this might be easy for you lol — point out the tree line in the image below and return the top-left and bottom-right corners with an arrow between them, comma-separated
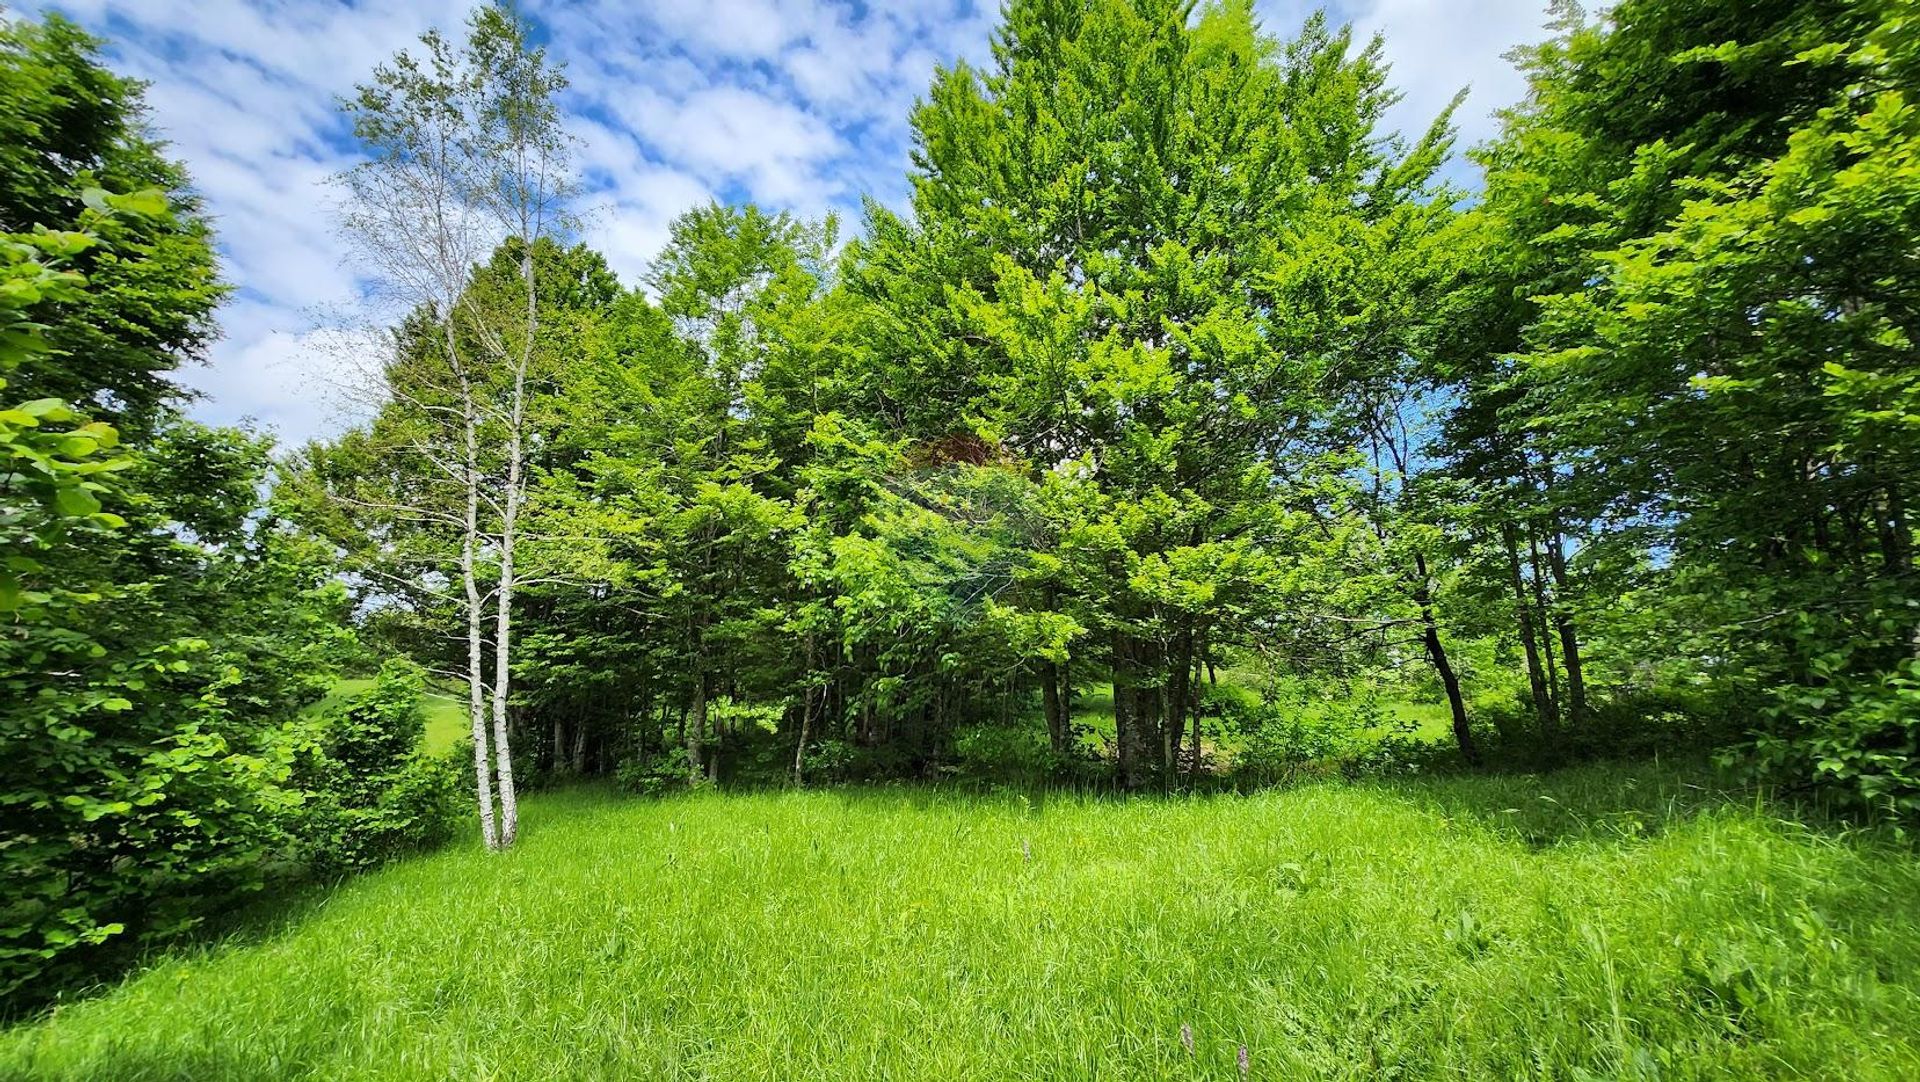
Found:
3,0 -> 1915,1008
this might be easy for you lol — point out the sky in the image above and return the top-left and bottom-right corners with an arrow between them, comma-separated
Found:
25,0 -> 1557,446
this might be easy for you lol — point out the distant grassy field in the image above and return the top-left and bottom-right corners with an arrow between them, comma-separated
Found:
301,677 -> 468,754
7,764 -> 1919,1080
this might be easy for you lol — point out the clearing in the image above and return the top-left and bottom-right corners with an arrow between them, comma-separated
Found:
4,764 -> 1918,1081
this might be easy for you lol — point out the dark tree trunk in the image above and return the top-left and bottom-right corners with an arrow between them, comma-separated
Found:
1041,660 -> 1067,754
1188,655 -> 1214,776
687,671 -> 707,786
1112,637 -> 1134,784
1542,522 -> 1588,726
1413,551 -> 1479,766
1111,633 -> 1163,788
1164,630 -> 1193,783
1131,682 -> 1164,788
1502,520 -> 1556,733
1527,531 -> 1563,709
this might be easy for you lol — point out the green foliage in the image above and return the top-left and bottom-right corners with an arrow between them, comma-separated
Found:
290,660 -> 465,875
1751,657 -> 1920,821
949,723 -> 1069,785
1205,680 -> 1430,782
7,769 -> 1920,1079
0,11 -> 390,1009
1466,0 -> 1920,813
0,190 -> 289,1005
0,15 -> 224,436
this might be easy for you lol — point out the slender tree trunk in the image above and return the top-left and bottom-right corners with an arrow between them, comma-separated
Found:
1542,521 -> 1588,727
1528,530 -> 1563,709
1189,655 -> 1214,776
491,423 -> 522,847
687,670 -> 706,785
793,635 -> 815,785
1164,630 -> 1193,784
453,356 -> 497,850
1041,660 -> 1066,754
487,240 -> 541,848
792,688 -> 813,785
1413,551 -> 1479,766
1502,520 -> 1556,733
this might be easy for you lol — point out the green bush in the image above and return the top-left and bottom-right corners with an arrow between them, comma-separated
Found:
799,738 -> 857,782
0,197 -> 324,1007
950,724 -> 1064,785
1199,684 -> 1446,783
286,659 -> 464,876
614,746 -> 695,795
1749,657 -> 1920,822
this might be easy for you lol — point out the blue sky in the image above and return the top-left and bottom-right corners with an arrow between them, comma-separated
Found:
26,0 -> 1555,445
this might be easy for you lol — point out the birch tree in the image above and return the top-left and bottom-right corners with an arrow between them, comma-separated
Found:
329,2 -> 572,849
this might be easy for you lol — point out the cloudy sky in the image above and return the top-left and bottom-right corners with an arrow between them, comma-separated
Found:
25,0 -> 1555,446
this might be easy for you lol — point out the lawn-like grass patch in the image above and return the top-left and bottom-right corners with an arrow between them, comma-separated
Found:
5,764 -> 1918,1080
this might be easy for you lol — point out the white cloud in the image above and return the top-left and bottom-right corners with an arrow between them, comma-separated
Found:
587,172 -> 716,287
174,305 -> 387,448
24,0 -> 1549,445
1345,0 -> 1552,152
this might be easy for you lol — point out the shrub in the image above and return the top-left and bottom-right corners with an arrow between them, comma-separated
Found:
614,746 -> 694,796
950,724 -> 1064,785
1748,658 -> 1920,822
1204,684 -> 1442,783
799,738 -> 857,783
288,659 -> 464,875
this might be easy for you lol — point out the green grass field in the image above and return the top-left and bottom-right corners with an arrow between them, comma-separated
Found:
6,764 -> 1919,1080
301,678 -> 469,754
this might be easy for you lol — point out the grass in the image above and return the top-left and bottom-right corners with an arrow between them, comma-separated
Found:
418,692 -> 466,753
1385,700 -> 1455,743
301,678 -> 469,754
6,764 -> 1920,1080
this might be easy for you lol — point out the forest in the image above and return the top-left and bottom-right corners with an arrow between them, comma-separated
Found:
3,0 -> 1919,1077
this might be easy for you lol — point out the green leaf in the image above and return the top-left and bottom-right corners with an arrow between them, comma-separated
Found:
18,398 -> 72,421
52,486 -> 101,517
107,189 -> 169,218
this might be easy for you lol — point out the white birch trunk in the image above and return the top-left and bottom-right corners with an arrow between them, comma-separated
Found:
487,241 -> 538,848
456,356 -> 498,851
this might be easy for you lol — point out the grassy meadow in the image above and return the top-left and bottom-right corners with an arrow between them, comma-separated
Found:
6,764 -> 1919,1081
302,678 -> 471,755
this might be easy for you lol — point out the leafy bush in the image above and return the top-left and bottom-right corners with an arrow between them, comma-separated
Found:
288,659 -> 464,875
1748,657 -> 1920,822
950,723 -> 1065,785
1192,683 -> 1459,783
0,191 -> 321,1007
799,738 -> 857,783
613,747 -> 690,796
